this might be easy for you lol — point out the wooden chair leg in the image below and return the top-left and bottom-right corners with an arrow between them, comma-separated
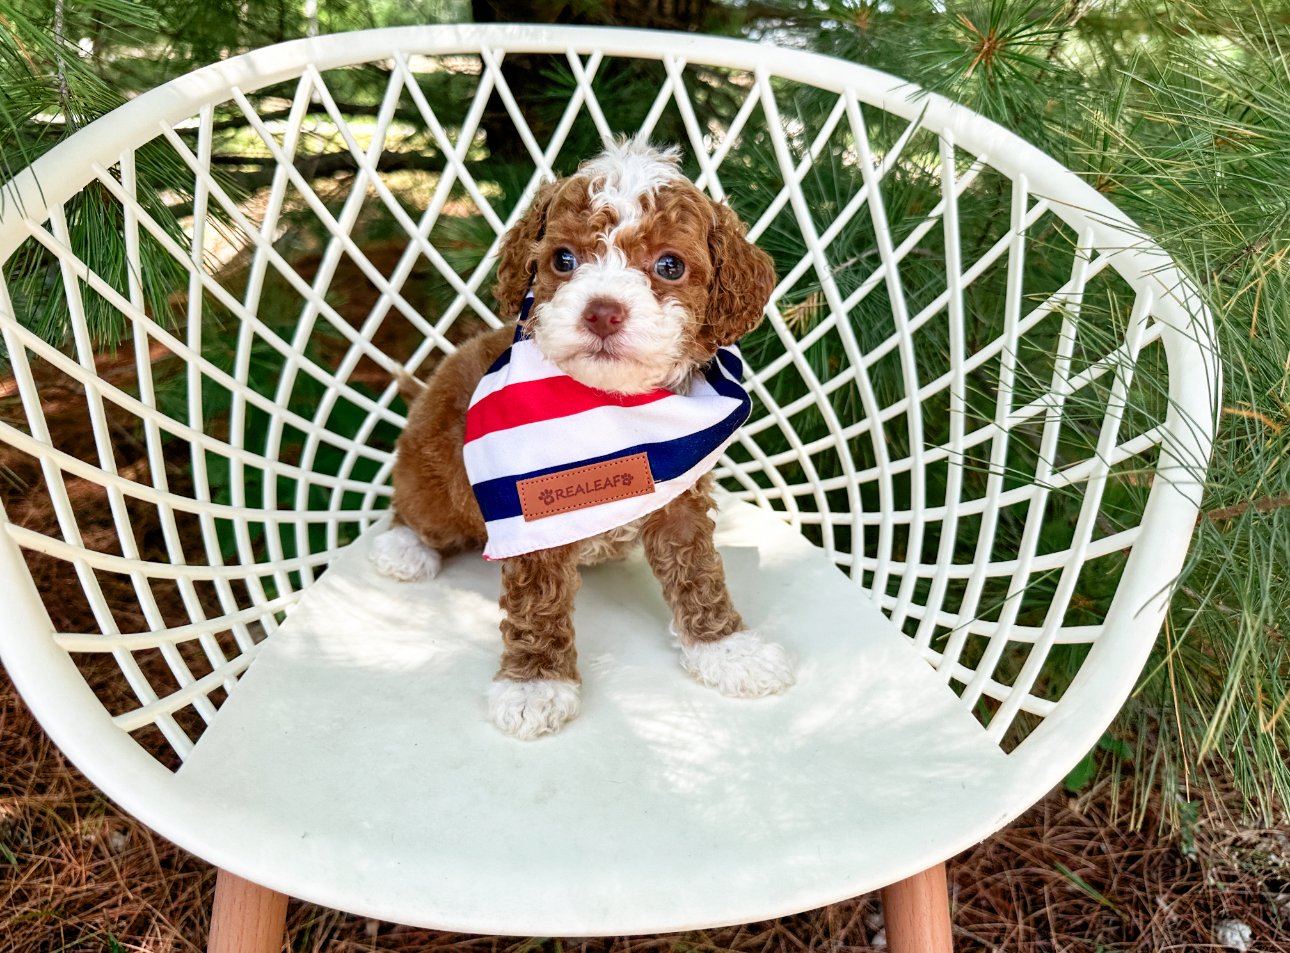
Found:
880,861 -> 953,953
208,868 -> 289,953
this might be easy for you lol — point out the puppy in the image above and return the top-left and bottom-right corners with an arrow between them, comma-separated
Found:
371,138 -> 794,739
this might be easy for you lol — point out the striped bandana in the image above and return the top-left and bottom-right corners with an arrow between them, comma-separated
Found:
465,293 -> 752,560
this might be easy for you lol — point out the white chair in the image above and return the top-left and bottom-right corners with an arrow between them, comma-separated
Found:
0,24 -> 1218,953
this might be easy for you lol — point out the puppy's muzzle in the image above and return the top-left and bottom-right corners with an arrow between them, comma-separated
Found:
583,297 -> 626,339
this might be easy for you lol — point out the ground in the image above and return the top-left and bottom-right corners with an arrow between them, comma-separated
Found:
2,659 -> 1287,951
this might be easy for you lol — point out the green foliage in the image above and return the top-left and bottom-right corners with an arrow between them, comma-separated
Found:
749,0 -> 1288,827
1067,2 -> 1290,823
2,0 -> 190,353
1065,733 -> 1134,794
0,0 -> 160,180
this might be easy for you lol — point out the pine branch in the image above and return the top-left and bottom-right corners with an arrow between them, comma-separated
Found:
52,0 -> 70,123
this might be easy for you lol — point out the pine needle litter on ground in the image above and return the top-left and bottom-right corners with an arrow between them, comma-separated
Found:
3,660 -> 1287,952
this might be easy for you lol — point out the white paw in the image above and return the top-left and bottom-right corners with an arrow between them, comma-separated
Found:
488,679 -> 581,740
369,525 -> 441,581
678,630 -> 796,698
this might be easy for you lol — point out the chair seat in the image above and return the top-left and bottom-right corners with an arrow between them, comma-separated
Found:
175,498 -> 1021,935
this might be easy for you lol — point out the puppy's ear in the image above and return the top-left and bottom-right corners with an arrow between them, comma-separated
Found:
700,200 -> 776,350
493,180 -> 558,318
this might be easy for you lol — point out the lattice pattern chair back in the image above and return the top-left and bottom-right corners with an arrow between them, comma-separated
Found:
0,26 -> 1215,791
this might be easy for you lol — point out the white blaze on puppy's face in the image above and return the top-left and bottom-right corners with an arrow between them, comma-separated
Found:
530,249 -> 692,394
580,139 -> 685,241
527,138 -> 704,396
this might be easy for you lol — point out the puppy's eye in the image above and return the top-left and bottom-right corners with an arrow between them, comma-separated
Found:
552,248 -> 579,273
654,254 -> 685,282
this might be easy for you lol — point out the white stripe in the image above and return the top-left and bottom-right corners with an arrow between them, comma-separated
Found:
469,338 -> 564,407
464,386 -> 741,482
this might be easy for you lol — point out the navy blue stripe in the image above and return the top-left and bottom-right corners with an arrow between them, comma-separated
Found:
472,397 -> 751,523
484,344 -> 513,376
483,294 -> 535,375
715,347 -> 742,381
705,349 -> 745,399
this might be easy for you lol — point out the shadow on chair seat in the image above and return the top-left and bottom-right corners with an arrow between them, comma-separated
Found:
175,499 -> 1027,935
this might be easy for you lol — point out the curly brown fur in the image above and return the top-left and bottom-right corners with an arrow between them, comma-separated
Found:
640,473 -> 745,646
492,179 -> 559,319
389,327 -> 511,555
381,139 -> 783,732
700,200 -> 776,350
497,543 -> 582,683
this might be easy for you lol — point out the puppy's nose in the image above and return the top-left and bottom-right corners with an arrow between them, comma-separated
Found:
583,298 -> 626,338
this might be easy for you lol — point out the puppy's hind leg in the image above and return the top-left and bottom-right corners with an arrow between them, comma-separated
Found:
641,477 -> 795,697
372,329 -> 508,582
370,460 -> 479,584
370,499 -> 479,582
369,520 -> 443,582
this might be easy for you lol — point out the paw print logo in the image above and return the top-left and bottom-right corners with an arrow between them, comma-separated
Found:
621,473 -> 634,486
539,488 -> 555,505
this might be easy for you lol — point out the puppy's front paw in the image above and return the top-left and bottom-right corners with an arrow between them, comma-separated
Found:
679,630 -> 795,698
369,525 -> 441,581
488,678 -> 581,740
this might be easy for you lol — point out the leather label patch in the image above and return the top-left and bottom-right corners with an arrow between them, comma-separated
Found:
517,453 -> 655,521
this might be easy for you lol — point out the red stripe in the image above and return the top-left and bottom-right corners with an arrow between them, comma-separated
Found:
465,376 -> 671,443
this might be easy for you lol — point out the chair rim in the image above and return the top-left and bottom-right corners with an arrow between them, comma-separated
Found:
0,23 -> 1220,920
